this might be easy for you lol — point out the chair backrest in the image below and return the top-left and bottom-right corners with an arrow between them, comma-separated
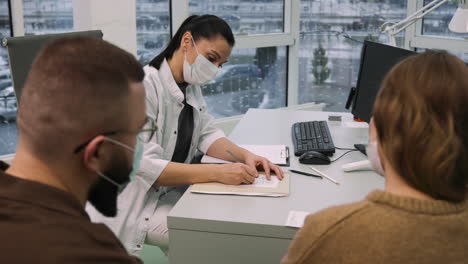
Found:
1,30 -> 103,103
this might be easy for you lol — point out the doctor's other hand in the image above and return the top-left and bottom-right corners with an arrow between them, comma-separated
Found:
243,153 -> 284,181
217,163 -> 259,185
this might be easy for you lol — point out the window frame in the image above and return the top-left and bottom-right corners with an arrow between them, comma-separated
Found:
404,0 -> 468,53
6,0 -> 466,161
6,0 -> 13,36
172,0 -> 300,106
1,0 -> 77,159
9,0 -> 25,37
1,0 -> 16,160
135,0 -> 172,64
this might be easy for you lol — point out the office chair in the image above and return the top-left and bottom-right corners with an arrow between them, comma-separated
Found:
1,30 -> 103,103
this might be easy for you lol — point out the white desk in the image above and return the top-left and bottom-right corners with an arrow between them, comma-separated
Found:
168,109 -> 384,264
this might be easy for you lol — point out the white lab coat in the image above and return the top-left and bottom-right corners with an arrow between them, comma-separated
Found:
86,59 -> 225,256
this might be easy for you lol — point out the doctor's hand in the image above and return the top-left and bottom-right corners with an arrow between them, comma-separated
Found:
217,163 -> 259,185
243,152 -> 284,181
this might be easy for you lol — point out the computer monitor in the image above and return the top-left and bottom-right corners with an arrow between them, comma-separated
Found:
350,41 -> 416,123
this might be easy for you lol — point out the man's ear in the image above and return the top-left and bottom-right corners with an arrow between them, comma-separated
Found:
83,135 -> 106,173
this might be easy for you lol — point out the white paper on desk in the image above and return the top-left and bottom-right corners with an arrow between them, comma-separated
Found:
237,175 -> 279,189
201,145 -> 288,165
285,211 -> 310,228
190,173 -> 290,197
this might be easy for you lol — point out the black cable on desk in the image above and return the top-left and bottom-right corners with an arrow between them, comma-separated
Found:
331,150 -> 358,162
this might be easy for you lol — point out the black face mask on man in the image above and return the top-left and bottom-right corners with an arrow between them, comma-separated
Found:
87,150 -> 132,217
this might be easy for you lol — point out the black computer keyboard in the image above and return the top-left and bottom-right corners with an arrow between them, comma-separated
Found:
292,121 -> 335,156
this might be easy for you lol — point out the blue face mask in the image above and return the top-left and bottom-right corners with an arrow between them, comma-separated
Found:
96,137 -> 144,192
129,137 -> 144,180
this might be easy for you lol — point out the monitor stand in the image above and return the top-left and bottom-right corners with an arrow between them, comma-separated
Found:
354,144 -> 367,156
345,87 -> 356,110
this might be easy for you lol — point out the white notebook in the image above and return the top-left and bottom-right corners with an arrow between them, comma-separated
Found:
190,173 -> 290,197
201,144 -> 290,166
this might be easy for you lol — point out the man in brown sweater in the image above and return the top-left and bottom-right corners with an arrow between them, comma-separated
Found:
0,37 -> 148,263
282,51 -> 468,263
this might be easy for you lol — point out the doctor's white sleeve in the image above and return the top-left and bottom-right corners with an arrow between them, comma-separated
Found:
197,98 -> 226,154
136,81 -> 169,190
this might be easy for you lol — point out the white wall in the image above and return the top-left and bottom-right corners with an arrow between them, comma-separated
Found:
73,0 -> 138,55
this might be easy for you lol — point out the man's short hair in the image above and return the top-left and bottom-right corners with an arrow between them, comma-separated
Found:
17,37 -> 144,160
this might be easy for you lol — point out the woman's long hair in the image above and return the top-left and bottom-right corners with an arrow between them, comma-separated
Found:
149,15 -> 235,69
373,50 -> 468,202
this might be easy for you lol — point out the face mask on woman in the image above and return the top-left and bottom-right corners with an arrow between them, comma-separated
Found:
183,36 -> 219,85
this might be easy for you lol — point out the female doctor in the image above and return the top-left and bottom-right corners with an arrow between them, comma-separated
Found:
87,15 -> 284,256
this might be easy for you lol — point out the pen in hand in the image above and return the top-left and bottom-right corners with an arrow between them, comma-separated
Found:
226,150 -> 262,180
226,150 -> 244,163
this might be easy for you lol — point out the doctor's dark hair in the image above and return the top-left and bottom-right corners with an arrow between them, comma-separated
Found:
149,15 -> 235,69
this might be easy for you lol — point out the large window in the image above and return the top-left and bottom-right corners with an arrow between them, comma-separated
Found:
3,0 -> 464,156
0,0 -> 14,156
203,46 -> 287,118
23,0 -> 73,35
422,0 -> 467,39
298,0 -> 407,112
189,0 -> 284,35
404,0 -> 468,58
136,0 -> 171,66
189,0 -> 288,118
0,0 -> 73,156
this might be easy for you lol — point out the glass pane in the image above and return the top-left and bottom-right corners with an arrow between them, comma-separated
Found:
23,0 -> 73,35
422,0 -> 467,39
189,0 -> 284,35
136,0 -> 171,65
203,46 -> 287,118
0,0 -> 74,155
0,0 -> 15,155
298,0 -> 407,112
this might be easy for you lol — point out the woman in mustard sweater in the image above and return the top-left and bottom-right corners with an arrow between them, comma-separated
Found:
282,50 -> 468,263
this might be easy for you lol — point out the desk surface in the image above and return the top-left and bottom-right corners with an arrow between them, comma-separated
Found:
168,109 -> 384,242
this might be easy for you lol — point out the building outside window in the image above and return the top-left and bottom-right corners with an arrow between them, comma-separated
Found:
189,0 -> 287,118
298,0 -> 408,111
136,0 -> 171,66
